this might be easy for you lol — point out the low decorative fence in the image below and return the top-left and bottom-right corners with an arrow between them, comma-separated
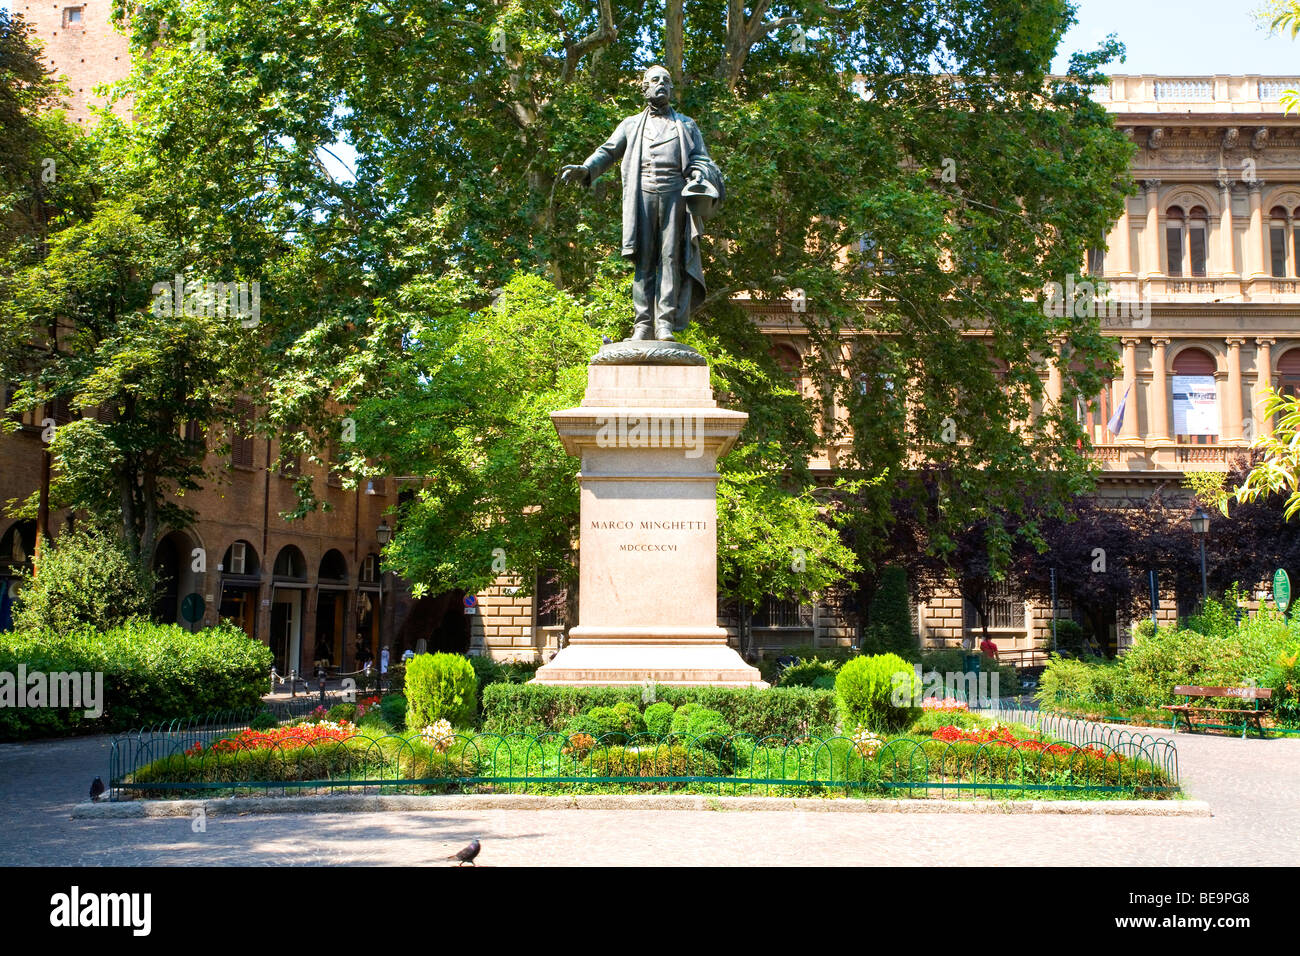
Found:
108,715 -> 1180,802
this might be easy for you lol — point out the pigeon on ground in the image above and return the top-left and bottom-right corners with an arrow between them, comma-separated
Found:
89,777 -> 105,800
449,839 -> 481,866
601,335 -> 613,345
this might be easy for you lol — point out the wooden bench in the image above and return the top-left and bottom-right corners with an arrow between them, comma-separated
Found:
1161,685 -> 1273,738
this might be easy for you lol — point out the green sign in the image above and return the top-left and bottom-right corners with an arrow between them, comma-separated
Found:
181,592 -> 206,624
1273,569 -> 1291,614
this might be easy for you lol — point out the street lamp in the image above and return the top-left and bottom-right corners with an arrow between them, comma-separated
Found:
1189,507 -> 1210,605
374,520 -> 391,692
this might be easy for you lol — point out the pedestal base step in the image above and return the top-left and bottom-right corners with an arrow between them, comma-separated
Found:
531,642 -> 766,688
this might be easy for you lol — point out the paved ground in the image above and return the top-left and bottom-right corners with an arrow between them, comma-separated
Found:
1,728 -> 1296,865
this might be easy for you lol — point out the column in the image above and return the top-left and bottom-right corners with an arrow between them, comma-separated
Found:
1120,336 -> 1142,442
1246,180 -> 1267,279
1255,337 -> 1275,440
1107,200 -> 1134,277
1149,337 -> 1172,443
1217,179 -> 1237,276
1142,180 -> 1162,278
1225,337 -> 1245,442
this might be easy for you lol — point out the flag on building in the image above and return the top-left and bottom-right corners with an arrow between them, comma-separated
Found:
1106,383 -> 1131,437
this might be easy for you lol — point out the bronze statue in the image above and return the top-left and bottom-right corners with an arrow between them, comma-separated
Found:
561,66 -> 724,343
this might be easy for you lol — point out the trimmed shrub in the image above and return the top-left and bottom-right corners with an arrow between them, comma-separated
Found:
480,684 -> 837,738
326,703 -> 357,724
678,707 -> 735,758
778,658 -> 839,688
404,653 -> 478,730
669,703 -> 702,735
0,619 -> 272,739
379,693 -> 407,729
835,653 -> 920,732
249,711 -> 278,731
644,701 -> 675,736
565,702 -> 645,741
11,529 -> 156,634
862,566 -> 915,657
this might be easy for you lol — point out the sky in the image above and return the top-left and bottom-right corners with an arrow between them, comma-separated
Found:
1054,0 -> 1296,74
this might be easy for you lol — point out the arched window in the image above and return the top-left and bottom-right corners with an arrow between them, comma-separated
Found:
1165,206 -> 1184,277
1188,206 -> 1208,276
1270,206 -> 1291,278
318,549 -> 348,583
1172,348 -> 1219,445
1165,205 -> 1209,277
220,540 -> 260,577
272,545 -> 306,580
1277,348 -> 1300,399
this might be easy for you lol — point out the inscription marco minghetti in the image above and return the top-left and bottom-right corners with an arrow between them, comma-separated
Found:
589,519 -> 709,553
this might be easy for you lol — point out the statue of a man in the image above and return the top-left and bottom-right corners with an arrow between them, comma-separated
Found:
560,65 -> 724,342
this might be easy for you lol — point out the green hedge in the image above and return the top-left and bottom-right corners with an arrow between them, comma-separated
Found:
0,619 -> 272,739
480,684 -> 836,738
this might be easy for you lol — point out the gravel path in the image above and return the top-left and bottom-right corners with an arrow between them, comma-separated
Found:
1,728 -> 1296,866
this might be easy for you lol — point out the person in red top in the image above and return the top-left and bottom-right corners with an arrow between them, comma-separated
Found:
979,636 -> 998,657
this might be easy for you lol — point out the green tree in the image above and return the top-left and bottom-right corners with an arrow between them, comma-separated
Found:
11,527 -> 157,633
33,0 -> 1131,592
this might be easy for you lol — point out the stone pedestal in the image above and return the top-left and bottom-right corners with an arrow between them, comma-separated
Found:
531,355 -> 765,686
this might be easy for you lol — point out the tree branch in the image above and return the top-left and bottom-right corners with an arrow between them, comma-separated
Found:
561,0 -> 617,84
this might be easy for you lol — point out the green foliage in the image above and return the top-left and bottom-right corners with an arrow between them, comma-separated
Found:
565,702 -> 645,741
404,653 -> 478,730
249,711 -> 278,731
668,703 -> 702,736
1039,596 -> 1300,722
326,703 -> 357,723
481,684 -> 836,738
379,693 -> 407,729
669,706 -> 736,759
1051,619 -> 1086,657
643,701 -> 675,737
0,620 -> 271,739
907,709 -> 994,735
778,658 -> 840,687
11,529 -> 156,635
468,655 -> 540,692
862,566 -> 915,657
835,653 -> 921,732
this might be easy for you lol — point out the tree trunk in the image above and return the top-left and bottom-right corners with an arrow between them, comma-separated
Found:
664,0 -> 684,86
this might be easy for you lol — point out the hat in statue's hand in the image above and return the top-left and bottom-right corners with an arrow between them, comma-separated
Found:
682,177 -> 721,220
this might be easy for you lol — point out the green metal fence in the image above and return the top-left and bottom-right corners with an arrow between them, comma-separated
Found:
108,719 -> 1179,801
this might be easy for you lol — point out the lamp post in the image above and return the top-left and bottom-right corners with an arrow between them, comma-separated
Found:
1189,507 -> 1210,606
375,520 -> 392,693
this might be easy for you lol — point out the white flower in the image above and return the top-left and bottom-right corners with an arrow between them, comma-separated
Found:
420,718 -> 456,753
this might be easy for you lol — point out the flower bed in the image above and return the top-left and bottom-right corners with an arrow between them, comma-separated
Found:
929,724 -> 1118,761
117,718 -> 1178,800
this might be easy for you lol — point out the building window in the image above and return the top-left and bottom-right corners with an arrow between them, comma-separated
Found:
751,596 -> 813,629
1277,349 -> 1300,408
964,580 -> 1025,631
1271,207 -> 1291,278
1086,246 -> 1105,275
230,400 -> 255,470
1165,205 -> 1208,277
1172,348 -> 1219,445
1188,208 -> 1207,276
63,7 -> 84,28
1165,206 -> 1184,277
